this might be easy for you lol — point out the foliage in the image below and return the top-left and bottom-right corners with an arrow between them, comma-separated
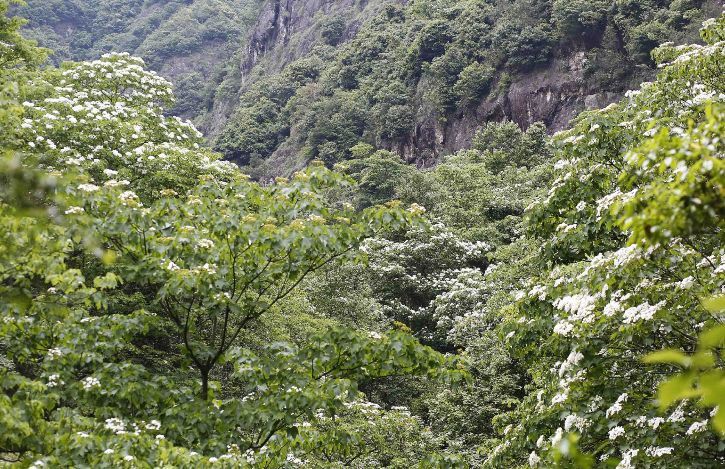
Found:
3,4 -> 724,468
214,0 -> 711,175
644,295 -> 725,434
311,120 -> 555,461
487,15 -> 725,468
17,0 -> 264,119
320,15 -> 346,46
0,11 -> 458,465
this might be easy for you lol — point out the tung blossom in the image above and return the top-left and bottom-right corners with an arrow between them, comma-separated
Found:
77,183 -> 100,193
64,206 -> 85,215
81,376 -> 100,390
606,393 -> 629,418
622,301 -> 665,323
196,239 -> 215,249
686,420 -> 708,435
608,426 -> 625,440
646,447 -> 674,457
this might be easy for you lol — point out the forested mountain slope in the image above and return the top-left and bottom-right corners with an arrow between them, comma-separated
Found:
2,0 -> 723,467
212,0 -> 721,177
20,0 -> 721,178
18,0 -> 264,118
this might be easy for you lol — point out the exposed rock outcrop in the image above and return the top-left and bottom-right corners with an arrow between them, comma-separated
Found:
398,53 -> 625,165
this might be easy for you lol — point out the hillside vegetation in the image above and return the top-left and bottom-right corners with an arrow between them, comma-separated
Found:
18,0 -> 264,118
214,0 -> 719,177
1,0 -> 724,467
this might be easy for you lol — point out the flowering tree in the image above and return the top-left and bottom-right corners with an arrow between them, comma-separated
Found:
487,15 -> 724,468
0,8 -> 459,466
75,163 -> 428,400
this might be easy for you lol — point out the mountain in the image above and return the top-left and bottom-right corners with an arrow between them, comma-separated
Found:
211,0 -> 720,177
21,0 -> 720,177
18,0 -> 264,120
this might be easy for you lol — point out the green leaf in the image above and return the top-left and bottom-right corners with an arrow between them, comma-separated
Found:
657,373 -> 696,409
702,295 -> 725,313
643,349 -> 690,367
699,324 -> 725,349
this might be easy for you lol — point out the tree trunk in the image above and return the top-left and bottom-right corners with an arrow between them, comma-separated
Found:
200,367 -> 210,400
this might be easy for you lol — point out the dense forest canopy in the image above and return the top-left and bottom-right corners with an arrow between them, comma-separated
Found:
17,0 -> 722,175
213,0 -> 721,177
1,0 -> 724,467
16,0 -> 265,120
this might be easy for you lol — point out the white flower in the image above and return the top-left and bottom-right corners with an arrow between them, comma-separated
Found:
46,347 -> 63,359
564,414 -> 589,432
553,293 -> 597,323
553,320 -> 574,336
64,206 -> 85,215
78,183 -> 100,193
686,420 -> 708,435
528,451 -> 541,467
104,449 -> 114,455
551,391 -> 569,405
608,426 -> 625,440
622,301 -> 665,323
145,420 -> 161,430
675,276 -> 695,289
123,455 -> 134,461
529,285 -> 547,300
648,417 -> 665,429
119,190 -> 141,207
407,203 -> 426,214
550,427 -> 564,446
196,239 -> 215,249
645,446 -> 674,457
47,374 -> 63,388
104,179 -> 130,187
702,159 -> 713,171
163,260 -> 180,271
103,168 -> 119,177
556,222 -> 577,233
616,449 -> 638,469
82,376 -> 101,390
668,404 -> 686,422
588,395 -> 603,412
105,418 -> 125,434
606,393 -> 628,417
208,457 -> 218,463
559,350 -> 584,377
603,300 -> 621,317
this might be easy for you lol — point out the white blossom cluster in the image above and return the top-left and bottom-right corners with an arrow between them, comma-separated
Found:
488,17 -> 725,468
19,53 -> 236,189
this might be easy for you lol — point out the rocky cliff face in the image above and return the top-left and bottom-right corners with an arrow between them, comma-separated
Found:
23,0 -> 710,172
241,0 -> 405,75
210,0 -> 666,171
203,0 -> 403,137
399,53 -> 624,166
19,0 -> 264,123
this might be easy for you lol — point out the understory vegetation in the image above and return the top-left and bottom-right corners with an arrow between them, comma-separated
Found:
1,0 -> 724,467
